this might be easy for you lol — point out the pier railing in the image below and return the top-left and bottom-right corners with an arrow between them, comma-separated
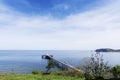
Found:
42,54 -> 83,72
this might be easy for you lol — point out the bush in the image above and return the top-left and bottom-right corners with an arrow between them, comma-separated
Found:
64,68 -> 84,78
32,70 -> 41,75
111,65 -> 120,79
84,73 -> 94,80
83,52 -> 110,80
51,71 -> 65,76
50,68 -> 84,78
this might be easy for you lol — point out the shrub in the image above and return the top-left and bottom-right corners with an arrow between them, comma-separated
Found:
50,68 -> 84,78
84,73 -> 94,80
83,52 -> 110,80
110,65 -> 120,79
32,70 -> 41,75
64,68 -> 84,78
51,71 -> 65,76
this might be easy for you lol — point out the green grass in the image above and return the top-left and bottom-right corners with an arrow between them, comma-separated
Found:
0,74 -> 85,80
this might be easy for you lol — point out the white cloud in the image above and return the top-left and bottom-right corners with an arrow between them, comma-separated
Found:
0,0 -> 120,50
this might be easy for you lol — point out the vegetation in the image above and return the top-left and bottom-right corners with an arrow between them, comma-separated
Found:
110,65 -> 120,79
0,73 -> 84,80
64,68 -> 84,78
32,70 -> 42,75
0,52 -> 120,80
50,68 -> 84,78
45,59 -> 55,73
83,52 -> 110,80
42,52 -> 120,80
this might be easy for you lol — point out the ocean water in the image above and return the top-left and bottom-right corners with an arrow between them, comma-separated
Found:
0,50 -> 120,74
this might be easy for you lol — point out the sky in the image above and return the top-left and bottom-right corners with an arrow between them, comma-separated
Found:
0,0 -> 120,50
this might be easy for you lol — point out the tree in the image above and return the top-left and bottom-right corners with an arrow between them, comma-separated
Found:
45,59 -> 55,73
83,52 -> 110,80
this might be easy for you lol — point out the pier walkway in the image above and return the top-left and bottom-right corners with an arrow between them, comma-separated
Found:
42,54 -> 83,72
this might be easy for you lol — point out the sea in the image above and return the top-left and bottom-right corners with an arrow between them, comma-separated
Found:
0,50 -> 120,74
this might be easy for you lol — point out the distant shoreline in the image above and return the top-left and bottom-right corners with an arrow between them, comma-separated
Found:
95,48 -> 120,52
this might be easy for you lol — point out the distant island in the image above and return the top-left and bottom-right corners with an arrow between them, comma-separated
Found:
95,48 -> 120,52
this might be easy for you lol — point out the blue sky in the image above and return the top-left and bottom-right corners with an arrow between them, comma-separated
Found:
0,0 -> 120,50
2,0 -> 105,18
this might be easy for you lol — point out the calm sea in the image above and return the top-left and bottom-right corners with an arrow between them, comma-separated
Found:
0,50 -> 120,74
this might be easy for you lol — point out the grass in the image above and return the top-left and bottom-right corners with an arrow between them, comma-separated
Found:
0,74 -> 85,80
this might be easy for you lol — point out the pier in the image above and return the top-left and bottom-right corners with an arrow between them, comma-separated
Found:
42,54 -> 83,72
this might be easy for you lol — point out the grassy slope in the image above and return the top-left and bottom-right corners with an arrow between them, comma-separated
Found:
0,74 -> 84,80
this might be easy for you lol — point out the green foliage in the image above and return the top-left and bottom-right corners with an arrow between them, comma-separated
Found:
84,73 -> 94,80
32,70 -> 41,75
0,74 -> 85,80
83,52 -> 110,80
46,59 -> 55,73
51,71 -> 65,76
64,69 -> 84,78
50,66 -> 84,78
111,65 -> 120,79
46,59 -> 55,69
